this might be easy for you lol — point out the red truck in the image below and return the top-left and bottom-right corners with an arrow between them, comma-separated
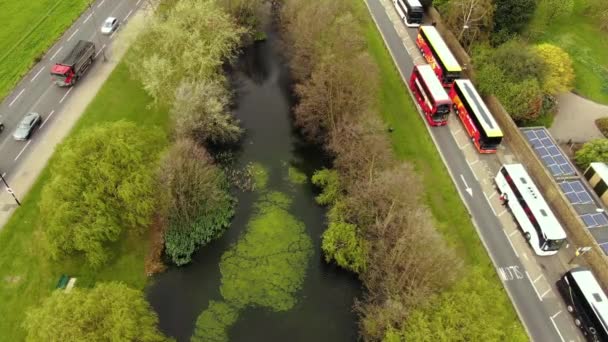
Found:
50,40 -> 96,87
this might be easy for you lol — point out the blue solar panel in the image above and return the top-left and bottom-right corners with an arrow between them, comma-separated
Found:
593,213 -> 608,226
578,192 -> 593,204
560,182 -> 573,193
571,182 -> 585,192
582,214 -> 597,227
560,180 -> 594,205
601,243 -> 608,255
522,128 -> 577,178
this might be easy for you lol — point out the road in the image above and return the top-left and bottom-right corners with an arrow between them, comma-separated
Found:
365,0 -> 583,341
0,0 -> 143,184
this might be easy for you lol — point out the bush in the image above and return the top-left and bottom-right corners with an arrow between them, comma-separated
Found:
575,139 -> 608,170
596,118 -> 608,138
534,43 -> 575,95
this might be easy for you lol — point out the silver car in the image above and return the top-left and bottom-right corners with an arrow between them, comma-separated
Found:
13,112 -> 41,141
101,17 -> 119,35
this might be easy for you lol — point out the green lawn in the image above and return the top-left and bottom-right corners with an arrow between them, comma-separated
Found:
0,0 -> 91,101
529,0 -> 608,104
0,60 -> 169,340
351,0 -> 525,337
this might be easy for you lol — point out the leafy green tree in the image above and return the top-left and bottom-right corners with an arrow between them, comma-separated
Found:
40,121 -> 163,267
321,221 -> 367,273
159,139 -> 235,266
216,0 -> 265,31
495,78 -> 543,123
538,0 -> 574,22
311,169 -> 341,205
492,40 -> 545,83
492,0 -> 537,44
575,139 -> 608,170
534,43 -> 575,95
445,0 -> 495,50
131,0 -> 246,104
23,282 -> 169,342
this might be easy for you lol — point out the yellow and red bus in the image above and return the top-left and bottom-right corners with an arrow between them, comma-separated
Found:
449,79 -> 503,153
409,64 -> 452,126
415,25 -> 462,87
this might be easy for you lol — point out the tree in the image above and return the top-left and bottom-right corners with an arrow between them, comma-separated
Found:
492,40 -> 545,83
40,121 -> 163,267
23,282 -> 169,342
493,0 -> 537,44
538,0 -> 574,22
130,0 -> 246,104
159,139 -> 235,265
575,139 -> 608,170
321,221 -> 367,273
534,43 -> 575,95
171,79 -> 242,146
445,0 -> 495,50
216,0 -> 265,31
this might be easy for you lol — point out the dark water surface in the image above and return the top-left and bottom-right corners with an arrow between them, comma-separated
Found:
146,28 -> 360,342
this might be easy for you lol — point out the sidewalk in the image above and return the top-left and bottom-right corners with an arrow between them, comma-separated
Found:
0,9 -> 149,230
550,92 -> 608,143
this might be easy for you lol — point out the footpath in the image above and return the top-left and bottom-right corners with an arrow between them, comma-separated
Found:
550,92 -> 608,143
0,9 -> 149,229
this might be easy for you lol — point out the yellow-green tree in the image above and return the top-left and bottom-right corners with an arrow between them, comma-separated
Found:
534,43 -> 575,95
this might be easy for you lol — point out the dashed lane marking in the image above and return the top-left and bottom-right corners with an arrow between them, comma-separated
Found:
8,88 -> 25,107
84,13 -> 93,24
40,110 -> 55,129
50,46 -> 63,60
59,87 -> 73,104
526,271 -> 544,302
124,9 -> 133,22
136,0 -> 141,5
67,28 -> 80,42
110,30 -> 117,39
97,0 -> 105,8
95,44 -> 106,58
31,67 -> 45,82
503,230 -> 519,258
14,140 -> 32,161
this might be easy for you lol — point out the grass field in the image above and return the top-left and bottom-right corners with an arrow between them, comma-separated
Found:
0,60 -> 169,340
529,0 -> 608,105
351,0 -> 526,337
0,0 -> 91,101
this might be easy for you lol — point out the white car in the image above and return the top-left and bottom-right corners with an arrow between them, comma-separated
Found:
101,17 -> 119,35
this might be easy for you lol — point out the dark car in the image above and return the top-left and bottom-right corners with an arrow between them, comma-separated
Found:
0,115 -> 4,132
13,112 -> 41,141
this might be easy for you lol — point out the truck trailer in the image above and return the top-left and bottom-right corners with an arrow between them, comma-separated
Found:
50,40 -> 96,87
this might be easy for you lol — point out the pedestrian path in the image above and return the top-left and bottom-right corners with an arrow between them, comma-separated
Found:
550,92 -> 608,143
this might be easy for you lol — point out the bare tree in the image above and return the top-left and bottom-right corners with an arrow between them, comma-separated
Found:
446,0 -> 495,50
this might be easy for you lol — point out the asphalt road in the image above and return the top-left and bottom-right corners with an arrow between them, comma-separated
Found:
0,0 -> 143,182
365,0 -> 570,341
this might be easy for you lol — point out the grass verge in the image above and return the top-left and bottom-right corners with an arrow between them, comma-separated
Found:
351,0 -> 525,337
0,60 -> 169,340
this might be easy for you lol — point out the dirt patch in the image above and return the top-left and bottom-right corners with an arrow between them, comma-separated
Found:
4,275 -> 22,285
145,215 -> 166,276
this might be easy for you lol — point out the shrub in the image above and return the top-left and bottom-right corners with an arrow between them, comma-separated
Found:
596,118 -> 608,138
575,139 -> 608,170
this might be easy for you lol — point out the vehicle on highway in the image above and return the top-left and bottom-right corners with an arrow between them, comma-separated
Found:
101,17 -> 119,35
0,115 -> 4,132
449,79 -> 503,153
13,112 -> 41,141
50,40 -> 96,87
415,25 -> 462,87
495,163 -> 568,256
409,64 -> 452,126
557,267 -> 608,341
393,0 -> 423,27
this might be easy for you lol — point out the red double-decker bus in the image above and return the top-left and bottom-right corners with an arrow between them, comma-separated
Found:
449,79 -> 503,153
415,25 -> 462,87
409,64 -> 452,126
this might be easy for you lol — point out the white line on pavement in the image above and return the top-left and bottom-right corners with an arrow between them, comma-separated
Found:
67,28 -> 80,42
136,0 -> 141,5
552,310 -> 562,319
458,141 -> 468,150
534,274 -> 543,283
498,209 -> 507,217
124,9 -> 133,22
483,192 -> 497,216
15,140 -> 32,161
509,230 -> 518,237
31,67 -> 45,82
59,87 -> 73,104
550,315 -> 566,342
110,30 -> 117,39
8,88 -> 25,107
469,159 -> 479,166
541,288 -> 552,298
453,128 -> 462,135
503,230 -> 519,258
95,44 -> 106,58
526,271 -> 543,302
84,13 -> 93,24
40,110 -> 55,129
488,191 -> 496,199
97,0 -> 105,8
50,46 -> 63,60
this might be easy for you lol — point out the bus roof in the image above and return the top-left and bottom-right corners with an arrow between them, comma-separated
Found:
570,267 -> 608,328
404,0 -> 423,7
419,25 -> 462,72
589,163 -> 608,183
454,79 -> 503,138
503,164 -> 567,240
416,64 -> 450,103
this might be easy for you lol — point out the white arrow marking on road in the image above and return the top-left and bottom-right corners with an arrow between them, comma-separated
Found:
460,174 -> 473,196
8,88 -> 25,107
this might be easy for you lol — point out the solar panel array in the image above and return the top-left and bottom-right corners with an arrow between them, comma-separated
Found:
559,180 -> 594,205
522,128 -> 577,178
581,213 -> 608,228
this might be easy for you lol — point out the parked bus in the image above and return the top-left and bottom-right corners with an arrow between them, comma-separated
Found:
409,64 -> 452,126
557,267 -> 608,341
495,164 -> 567,256
415,25 -> 462,86
393,0 -> 423,27
450,79 -> 503,153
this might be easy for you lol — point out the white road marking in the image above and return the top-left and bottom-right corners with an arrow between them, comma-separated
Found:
84,13 -> 93,24
522,252 -> 528,261
458,141 -> 468,150
483,192 -> 497,216
469,159 -> 479,166
136,0 -> 141,5
124,9 -> 133,22
509,230 -> 518,237
498,209 -> 507,217
550,315 -> 566,342
40,110 -> 55,129
110,30 -> 117,39
31,67 -> 45,82
95,44 -> 106,58
15,140 -> 32,161
503,230 -> 519,258
453,128 -> 462,135
460,174 -> 473,196
59,87 -> 73,104
9,88 -> 25,107
1,172 -> 6,178
541,288 -> 552,298
533,274 -> 544,283
552,310 -> 562,319
488,191 -> 497,199
67,28 -> 80,42
97,0 -> 105,8
526,271 -> 543,301
50,46 -> 63,60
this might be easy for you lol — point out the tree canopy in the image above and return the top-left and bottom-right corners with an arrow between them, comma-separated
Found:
40,121 -> 164,267
534,43 -> 575,95
445,0 -> 495,50
23,282 -> 169,342
492,0 -> 537,42
575,139 -> 608,170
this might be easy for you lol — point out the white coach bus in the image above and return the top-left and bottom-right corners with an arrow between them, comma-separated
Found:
495,164 -> 567,256
393,0 -> 424,27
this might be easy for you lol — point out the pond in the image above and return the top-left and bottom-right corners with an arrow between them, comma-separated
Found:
146,26 -> 360,342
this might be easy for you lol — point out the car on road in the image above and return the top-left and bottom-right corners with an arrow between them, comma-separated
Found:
101,17 -> 119,35
0,115 -> 4,133
13,112 -> 41,141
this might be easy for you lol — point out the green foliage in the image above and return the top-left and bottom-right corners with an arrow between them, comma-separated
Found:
396,267 -> 528,342
248,162 -> 268,190
23,282 -> 169,342
575,139 -> 608,170
493,0 -> 537,43
537,0 -> 574,23
287,166 -> 308,185
192,300 -> 239,342
491,40 -> 545,83
596,118 -> 608,138
39,121 -> 164,267
321,221 -> 367,273
159,139 -> 235,265
534,43 -> 575,95
311,169 -> 341,205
